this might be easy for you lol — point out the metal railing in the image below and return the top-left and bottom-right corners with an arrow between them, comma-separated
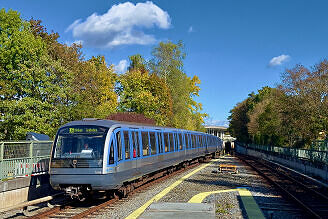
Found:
237,142 -> 328,165
311,140 -> 328,151
0,141 -> 53,180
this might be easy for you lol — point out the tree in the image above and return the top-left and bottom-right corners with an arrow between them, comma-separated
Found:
29,20 -> 118,121
149,41 -> 206,130
73,56 -> 118,119
0,9 -> 70,139
128,54 -> 147,74
278,61 -> 328,146
229,59 -> 328,148
117,58 -> 173,126
229,87 -> 285,146
247,87 -> 285,146
228,99 -> 250,143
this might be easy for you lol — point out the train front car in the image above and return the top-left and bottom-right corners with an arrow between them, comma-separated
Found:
49,121 -> 111,200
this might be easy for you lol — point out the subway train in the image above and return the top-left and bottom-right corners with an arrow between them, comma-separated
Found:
49,119 -> 222,199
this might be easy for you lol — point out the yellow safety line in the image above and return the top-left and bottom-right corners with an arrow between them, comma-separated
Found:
188,189 -> 238,203
125,159 -> 219,219
188,188 -> 265,219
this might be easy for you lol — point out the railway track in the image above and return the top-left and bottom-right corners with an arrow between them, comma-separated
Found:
29,155 -> 213,219
237,154 -> 328,219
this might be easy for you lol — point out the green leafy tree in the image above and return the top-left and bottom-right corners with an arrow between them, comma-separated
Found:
228,99 -> 251,143
0,9 -> 69,139
117,58 -> 173,126
150,41 -> 206,131
128,54 -> 147,74
73,56 -> 118,119
247,87 -> 285,146
278,61 -> 328,146
29,19 -> 83,123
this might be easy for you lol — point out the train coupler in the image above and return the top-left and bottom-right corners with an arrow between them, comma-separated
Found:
64,185 -> 91,201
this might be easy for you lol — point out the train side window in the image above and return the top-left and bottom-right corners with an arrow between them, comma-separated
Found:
149,132 -> 157,155
196,135 -> 198,148
174,133 -> 179,151
202,136 -> 204,147
132,131 -> 140,158
124,131 -> 130,160
185,134 -> 189,149
169,133 -> 174,152
157,132 -> 163,153
179,133 -> 183,150
164,133 -> 169,152
109,139 -> 114,164
116,131 -> 123,161
196,135 -> 199,148
141,132 -> 150,156
192,135 -> 196,148
188,134 -> 191,148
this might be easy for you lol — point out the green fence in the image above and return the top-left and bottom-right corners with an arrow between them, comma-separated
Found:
0,141 -> 53,180
239,142 -> 328,165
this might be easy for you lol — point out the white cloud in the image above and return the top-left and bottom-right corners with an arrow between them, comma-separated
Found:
115,59 -> 128,73
269,54 -> 290,67
64,40 -> 83,47
188,26 -> 193,33
66,1 -> 171,48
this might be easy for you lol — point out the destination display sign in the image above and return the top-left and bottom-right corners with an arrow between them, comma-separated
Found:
59,126 -> 107,134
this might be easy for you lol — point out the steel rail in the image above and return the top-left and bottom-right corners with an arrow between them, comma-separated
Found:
238,154 -> 323,219
257,158 -> 328,202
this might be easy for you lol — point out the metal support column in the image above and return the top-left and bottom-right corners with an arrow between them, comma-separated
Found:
29,142 -> 34,174
0,142 -> 4,179
0,142 -> 3,162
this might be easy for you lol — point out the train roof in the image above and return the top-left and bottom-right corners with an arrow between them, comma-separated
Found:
60,118 -> 211,135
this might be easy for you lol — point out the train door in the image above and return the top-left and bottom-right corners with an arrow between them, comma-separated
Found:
205,136 -> 209,153
113,129 -> 123,166
104,133 -> 116,174
131,130 -> 141,172
157,132 -> 164,154
108,136 -> 115,165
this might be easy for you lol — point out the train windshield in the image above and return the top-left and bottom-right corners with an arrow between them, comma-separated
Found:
53,125 -> 108,160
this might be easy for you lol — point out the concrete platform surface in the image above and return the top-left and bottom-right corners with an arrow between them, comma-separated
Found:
139,202 -> 215,219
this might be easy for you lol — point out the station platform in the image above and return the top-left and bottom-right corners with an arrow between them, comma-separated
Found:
139,203 -> 215,219
110,156 -> 304,219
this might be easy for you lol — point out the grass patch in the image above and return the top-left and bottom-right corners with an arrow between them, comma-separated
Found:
216,202 -> 234,214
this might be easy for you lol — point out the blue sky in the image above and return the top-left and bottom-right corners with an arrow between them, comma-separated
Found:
2,0 -> 328,126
